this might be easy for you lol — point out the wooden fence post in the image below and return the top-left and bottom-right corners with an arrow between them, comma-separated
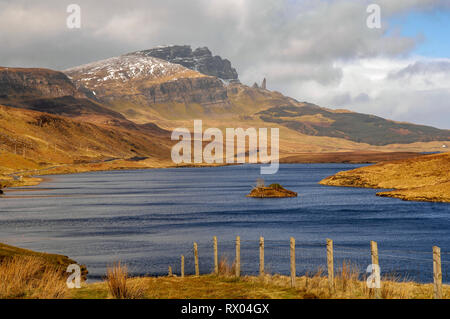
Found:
370,240 -> 381,299
181,255 -> 185,278
213,236 -> 218,275
290,237 -> 296,288
327,239 -> 334,292
260,237 -> 264,276
194,242 -> 199,276
235,236 -> 241,278
168,266 -> 172,277
433,246 -> 442,299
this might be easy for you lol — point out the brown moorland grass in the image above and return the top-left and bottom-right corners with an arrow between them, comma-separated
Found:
106,262 -> 147,299
67,261 -> 450,299
320,152 -> 450,203
2,255 -> 448,299
0,256 -> 68,299
0,242 -> 87,279
69,272 -> 450,299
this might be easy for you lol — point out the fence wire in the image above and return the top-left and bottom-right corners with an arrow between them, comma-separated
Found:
122,238 -> 449,284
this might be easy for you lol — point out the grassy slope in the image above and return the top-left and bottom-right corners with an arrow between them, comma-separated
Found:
319,152 -> 450,202
258,104 -> 450,146
0,243 -> 87,277
0,104 -> 173,180
102,83 -> 450,154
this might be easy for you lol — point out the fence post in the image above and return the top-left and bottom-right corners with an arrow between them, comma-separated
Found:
213,236 -> 218,275
327,238 -> 334,292
260,237 -> 265,276
194,242 -> 199,276
181,255 -> 185,278
433,246 -> 442,299
168,266 -> 172,277
290,237 -> 296,288
370,240 -> 381,299
235,236 -> 241,278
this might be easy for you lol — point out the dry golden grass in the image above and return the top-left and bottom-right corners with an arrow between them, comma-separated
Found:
0,256 -> 68,299
0,255 -> 441,300
217,256 -> 235,276
106,262 -> 147,299
68,260 -> 450,299
70,272 -> 450,299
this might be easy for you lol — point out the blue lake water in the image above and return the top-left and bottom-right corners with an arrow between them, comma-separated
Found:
0,164 -> 449,282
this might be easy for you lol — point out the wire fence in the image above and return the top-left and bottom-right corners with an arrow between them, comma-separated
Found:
132,237 -> 449,286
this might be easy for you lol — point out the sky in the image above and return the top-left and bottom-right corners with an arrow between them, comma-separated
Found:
0,0 -> 449,129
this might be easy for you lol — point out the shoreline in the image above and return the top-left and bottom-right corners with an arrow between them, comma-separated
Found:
319,152 -> 450,203
3,151 -> 447,203
0,151 -> 427,191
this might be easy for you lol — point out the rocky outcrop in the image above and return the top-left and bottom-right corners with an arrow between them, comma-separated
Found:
247,184 -> 298,198
0,67 -> 84,99
135,45 -> 239,81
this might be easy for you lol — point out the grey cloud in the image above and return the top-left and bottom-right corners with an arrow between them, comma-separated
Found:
389,61 -> 450,79
352,89 -> 450,129
0,0 -> 429,70
0,0 -> 449,128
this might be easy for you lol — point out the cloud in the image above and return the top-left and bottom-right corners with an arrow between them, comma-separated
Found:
0,0 -> 448,128
290,57 -> 450,129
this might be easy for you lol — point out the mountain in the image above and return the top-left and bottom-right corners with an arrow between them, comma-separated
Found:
64,52 -> 231,119
134,45 -> 239,81
61,46 -> 449,151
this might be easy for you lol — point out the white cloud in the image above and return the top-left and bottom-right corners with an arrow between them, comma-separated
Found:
282,57 -> 450,129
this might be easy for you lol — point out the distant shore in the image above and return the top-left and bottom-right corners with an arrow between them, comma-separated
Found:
0,151 -> 427,191
319,152 -> 450,203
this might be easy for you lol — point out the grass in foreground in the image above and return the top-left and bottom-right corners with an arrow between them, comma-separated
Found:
0,256 -> 67,299
69,262 -> 450,300
2,256 -> 449,299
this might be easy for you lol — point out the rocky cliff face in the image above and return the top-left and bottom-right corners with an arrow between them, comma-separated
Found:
138,76 -> 229,106
0,67 -> 84,99
134,45 -> 239,81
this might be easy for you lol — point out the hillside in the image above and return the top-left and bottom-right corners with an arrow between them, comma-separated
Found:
319,152 -> 450,202
258,104 -> 450,145
0,243 -> 87,278
0,67 -> 133,126
0,104 -> 172,177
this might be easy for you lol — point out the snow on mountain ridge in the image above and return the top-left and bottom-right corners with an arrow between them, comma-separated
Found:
64,53 -> 203,88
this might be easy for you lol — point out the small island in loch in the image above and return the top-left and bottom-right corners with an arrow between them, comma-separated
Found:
247,180 -> 297,198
